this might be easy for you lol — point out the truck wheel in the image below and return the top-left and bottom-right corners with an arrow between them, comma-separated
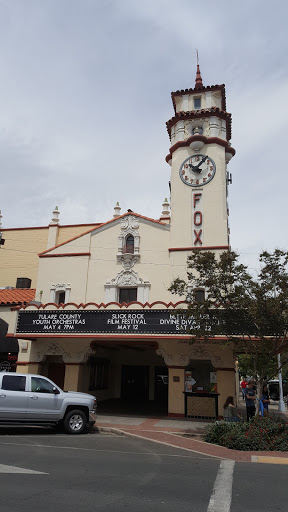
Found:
63,410 -> 87,434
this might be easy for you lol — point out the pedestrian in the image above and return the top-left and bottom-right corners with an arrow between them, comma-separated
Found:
223,396 -> 242,422
240,377 -> 248,399
243,379 -> 256,421
261,385 -> 270,417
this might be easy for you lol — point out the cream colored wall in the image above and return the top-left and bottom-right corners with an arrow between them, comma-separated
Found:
87,221 -> 171,304
36,232 -> 92,303
174,90 -> 222,113
36,219 -> 172,305
16,363 -> 40,374
168,368 -> 185,415
64,365 -> 82,391
169,144 -> 228,248
217,370 -> 236,416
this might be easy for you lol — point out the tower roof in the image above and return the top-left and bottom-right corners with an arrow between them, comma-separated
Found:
195,64 -> 203,89
170,83 -> 227,113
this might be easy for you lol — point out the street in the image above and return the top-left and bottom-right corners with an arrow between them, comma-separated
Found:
0,427 -> 287,511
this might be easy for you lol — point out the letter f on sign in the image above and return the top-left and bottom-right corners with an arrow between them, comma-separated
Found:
193,193 -> 202,208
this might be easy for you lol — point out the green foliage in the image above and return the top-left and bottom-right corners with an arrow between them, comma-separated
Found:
238,353 -> 277,381
169,249 -> 288,386
205,416 -> 288,451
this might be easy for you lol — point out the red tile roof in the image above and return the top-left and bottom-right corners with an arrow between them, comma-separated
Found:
0,288 -> 36,305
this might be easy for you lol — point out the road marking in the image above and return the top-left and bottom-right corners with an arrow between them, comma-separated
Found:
0,464 -> 47,474
207,459 -> 235,512
108,430 -> 223,459
253,456 -> 288,465
0,440 -> 215,459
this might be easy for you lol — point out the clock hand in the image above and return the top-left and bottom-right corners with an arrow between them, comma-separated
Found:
194,156 -> 208,170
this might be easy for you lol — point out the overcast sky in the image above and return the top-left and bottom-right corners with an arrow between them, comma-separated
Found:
0,0 -> 287,273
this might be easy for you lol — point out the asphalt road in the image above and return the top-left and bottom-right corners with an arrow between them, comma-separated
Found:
0,426 -> 287,512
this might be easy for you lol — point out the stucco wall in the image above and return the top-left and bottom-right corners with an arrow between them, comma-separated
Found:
169,144 -> 228,248
0,223 -> 100,289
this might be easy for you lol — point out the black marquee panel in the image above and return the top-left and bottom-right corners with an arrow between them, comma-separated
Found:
16,310 -> 196,335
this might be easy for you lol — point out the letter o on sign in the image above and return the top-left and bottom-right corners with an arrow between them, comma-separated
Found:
194,211 -> 202,226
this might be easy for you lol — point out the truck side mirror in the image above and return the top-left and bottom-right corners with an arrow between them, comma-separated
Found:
53,387 -> 60,394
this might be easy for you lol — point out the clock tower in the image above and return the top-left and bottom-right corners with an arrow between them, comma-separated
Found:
166,65 -> 235,251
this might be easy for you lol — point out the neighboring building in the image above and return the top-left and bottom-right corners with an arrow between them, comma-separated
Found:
0,207 -> 100,288
0,287 -> 35,371
3,66 -> 236,418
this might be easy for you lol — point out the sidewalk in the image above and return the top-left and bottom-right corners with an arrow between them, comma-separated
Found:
96,399 -> 288,463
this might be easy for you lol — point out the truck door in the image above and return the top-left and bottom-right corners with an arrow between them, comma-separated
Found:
0,374 -> 28,420
27,376 -> 64,421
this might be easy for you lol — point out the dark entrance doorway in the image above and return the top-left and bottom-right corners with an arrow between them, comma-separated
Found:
154,366 -> 168,403
47,363 -> 65,389
121,365 -> 149,401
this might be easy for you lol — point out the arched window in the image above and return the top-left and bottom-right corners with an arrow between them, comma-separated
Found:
50,283 -> 71,304
124,235 -> 134,254
56,291 -> 66,305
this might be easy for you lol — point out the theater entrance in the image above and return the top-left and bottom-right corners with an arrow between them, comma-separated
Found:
121,365 -> 149,401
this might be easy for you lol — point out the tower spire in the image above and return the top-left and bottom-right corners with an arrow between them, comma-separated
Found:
195,49 -> 203,89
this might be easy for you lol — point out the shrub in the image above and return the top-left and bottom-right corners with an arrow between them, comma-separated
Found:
204,416 -> 288,451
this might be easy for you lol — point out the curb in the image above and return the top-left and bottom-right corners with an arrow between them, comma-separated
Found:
95,425 -> 288,463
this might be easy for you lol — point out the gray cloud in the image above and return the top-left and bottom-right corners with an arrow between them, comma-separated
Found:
0,0 -> 287,273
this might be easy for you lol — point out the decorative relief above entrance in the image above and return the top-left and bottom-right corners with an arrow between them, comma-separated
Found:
189,347 -> 222,368
35,343 -> 95,364
105,270 -> 150,303
156,346 -> 222,368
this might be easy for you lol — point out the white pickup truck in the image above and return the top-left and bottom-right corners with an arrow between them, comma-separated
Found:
0,372 -> 97,434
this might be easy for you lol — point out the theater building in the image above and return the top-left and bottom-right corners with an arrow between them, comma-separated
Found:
7,66 -> 236,418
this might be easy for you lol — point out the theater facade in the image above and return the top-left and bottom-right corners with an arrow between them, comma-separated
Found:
11,65 -> 236,418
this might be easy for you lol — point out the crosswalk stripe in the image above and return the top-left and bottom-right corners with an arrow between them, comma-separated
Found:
0,464 -> 48,474
207,459 -> 235,512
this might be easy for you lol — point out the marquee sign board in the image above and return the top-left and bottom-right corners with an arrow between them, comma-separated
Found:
16,310 -> 197,335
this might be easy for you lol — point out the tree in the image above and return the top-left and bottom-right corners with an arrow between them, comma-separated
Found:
169,249 -> 288,410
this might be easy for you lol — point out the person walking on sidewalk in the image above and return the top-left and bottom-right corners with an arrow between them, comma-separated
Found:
243,379 -> 256,421
240,378 -> 248,399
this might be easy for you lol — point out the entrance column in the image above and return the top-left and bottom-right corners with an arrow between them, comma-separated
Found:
64,364 -> 84,391
168,367 -> 185,417
217,368 -> 236,416
17,363 -> 41,374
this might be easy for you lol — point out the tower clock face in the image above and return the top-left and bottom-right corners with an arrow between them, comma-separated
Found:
179,154 -> 216,187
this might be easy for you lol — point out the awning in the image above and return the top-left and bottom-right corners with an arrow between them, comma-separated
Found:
0,334 -> 19,353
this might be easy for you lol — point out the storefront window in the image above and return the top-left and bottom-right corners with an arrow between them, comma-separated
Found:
186,360 -> 214,393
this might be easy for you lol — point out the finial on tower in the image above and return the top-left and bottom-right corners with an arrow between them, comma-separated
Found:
195,49 -> 203,89
51,206 -> 60,225
113,201 -> 121,218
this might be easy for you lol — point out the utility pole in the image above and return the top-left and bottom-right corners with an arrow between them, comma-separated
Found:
278,353 -> 286,413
